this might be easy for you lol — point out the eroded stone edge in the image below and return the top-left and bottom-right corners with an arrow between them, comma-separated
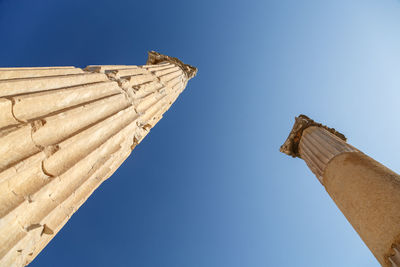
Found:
279,114 -> 347,158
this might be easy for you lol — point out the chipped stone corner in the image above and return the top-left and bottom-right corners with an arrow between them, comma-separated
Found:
83,66 -> 102,73
279,114 -> 346,158
146,51 -> 198,80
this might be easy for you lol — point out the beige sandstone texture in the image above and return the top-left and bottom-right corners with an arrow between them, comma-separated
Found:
0,51 -> 197,266
281,115 -> 400,267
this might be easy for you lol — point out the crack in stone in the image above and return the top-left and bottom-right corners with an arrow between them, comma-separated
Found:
7,97 -> 27,124
41,161 -> 55,178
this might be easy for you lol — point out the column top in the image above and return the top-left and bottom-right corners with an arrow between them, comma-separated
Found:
146,51 -> 198,80
279,114 -> 346,158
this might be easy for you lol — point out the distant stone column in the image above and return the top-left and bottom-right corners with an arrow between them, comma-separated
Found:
0,51 -> 197,266
280,115 -> 400,267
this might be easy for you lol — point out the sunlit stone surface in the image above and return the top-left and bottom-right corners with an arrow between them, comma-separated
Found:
0,52 -> 196,266
281,115 -> 400,267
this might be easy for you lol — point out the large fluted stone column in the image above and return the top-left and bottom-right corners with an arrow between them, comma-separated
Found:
280,115 -> 400,267
0,51 -> 197,266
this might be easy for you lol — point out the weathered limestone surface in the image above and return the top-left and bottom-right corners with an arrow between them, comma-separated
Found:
0,51 -> 197,266
281,115 -> 400,267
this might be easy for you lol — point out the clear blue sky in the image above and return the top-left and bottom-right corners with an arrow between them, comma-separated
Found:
1,0 -> 400,266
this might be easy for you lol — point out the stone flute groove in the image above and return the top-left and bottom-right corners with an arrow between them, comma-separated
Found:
281,115 -> 400,267
0,51 -> 197,266
299,126 -> 358,182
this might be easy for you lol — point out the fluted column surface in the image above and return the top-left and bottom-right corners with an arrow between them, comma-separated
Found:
299,126 -> 357,183
280,115 -> 400,267
0,52 -> 196,266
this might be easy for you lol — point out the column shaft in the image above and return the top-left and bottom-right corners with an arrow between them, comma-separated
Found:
281,115 -> 400,267
0,52 -> 197,266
